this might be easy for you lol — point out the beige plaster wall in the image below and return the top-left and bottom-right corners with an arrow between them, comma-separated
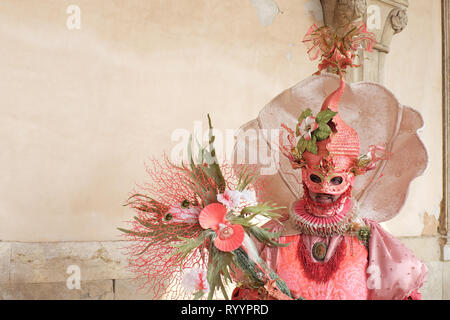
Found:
382,0 -> 443,237
0,0 -> 443,242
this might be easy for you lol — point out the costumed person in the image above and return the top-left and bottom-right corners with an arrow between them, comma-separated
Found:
231,22 -> 428,300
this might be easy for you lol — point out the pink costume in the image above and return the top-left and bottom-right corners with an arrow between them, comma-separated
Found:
256,217 -> 427,300
232,23 -> 428,300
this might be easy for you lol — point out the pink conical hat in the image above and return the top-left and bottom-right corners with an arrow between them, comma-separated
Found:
302,77 -> 360,171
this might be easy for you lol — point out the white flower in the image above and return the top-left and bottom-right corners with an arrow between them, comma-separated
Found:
165,206 -> 201,223
217,188 -> 258,208
240,189 -> 257,205
217,189 -> 241,209
298,116 -> 319,141
181,267 -> 210,294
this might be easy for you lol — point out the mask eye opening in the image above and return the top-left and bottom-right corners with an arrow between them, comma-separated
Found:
310,174 -> 322,184
330,176 -> 343,185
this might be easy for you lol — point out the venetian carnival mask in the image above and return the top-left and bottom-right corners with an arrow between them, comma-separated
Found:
280,77 -> 389,218
299,79 -> 358,197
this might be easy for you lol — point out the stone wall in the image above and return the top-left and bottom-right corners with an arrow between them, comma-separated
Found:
0,241 -> 154,299
1,237 -> 448,299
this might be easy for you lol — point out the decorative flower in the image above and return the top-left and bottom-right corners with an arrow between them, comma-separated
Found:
282,108 -> 336,160
297,116 -> 319,141
217,189 -> 242,209
240,189 -> 257,205
181,267 -> 210,294
163,205 -> 201,224
355,145 -> 391,174
303,22 -> 376,76
199,203 -> 244,252
317,47 -> 355,74
280,123 -> 305,169
217,188 -> 257,208
366,145 -> 390,169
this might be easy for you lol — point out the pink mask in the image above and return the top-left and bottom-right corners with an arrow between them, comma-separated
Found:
301,165 -> 355,196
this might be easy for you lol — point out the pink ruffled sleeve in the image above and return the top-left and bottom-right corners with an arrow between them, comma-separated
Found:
364,219 -> 428,300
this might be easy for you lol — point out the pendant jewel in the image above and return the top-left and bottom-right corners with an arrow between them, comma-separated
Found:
312,242 -> 328,261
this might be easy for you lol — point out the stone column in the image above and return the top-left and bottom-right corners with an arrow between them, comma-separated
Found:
441,0 -> 450,261
320,0 -> 409,84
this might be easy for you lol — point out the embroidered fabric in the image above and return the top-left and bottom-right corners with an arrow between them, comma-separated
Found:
276,235 -> 369,300
231,218 -> 428,300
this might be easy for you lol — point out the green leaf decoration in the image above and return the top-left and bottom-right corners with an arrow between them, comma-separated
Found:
240,202 -> 285,222
179,115 -> 228,206
134,242 -> 153,256
118,205 -> 204,252
296,137 -> 308,153
206,243 -> 234,300
227,215 -> 256,228
247,226 -> 290,248
236,165 -> 256,192
298,108 -> 312,123
313,122 -> 332,141
193,291 -> 205,300
124,195 -> 168,215
185,166 -> 217,205
133,216 -> 154,229
170,230 -> 211,265
295,124 -> 300,137
117,227 -> 153,238
305,136 -> 318,154
316,109 -> 337,124
171,232 -> 208,255
187,134 -> 196,171
205,114 -> 226,193
195,137 -> 206,165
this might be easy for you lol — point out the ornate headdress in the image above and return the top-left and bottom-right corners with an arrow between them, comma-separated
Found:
281,22 -> 389,197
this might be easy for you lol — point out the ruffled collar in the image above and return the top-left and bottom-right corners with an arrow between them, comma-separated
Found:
289,193 -> 356,237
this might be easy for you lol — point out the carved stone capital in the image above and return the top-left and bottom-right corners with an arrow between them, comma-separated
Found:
319,0 -> 409,83
390,7 -> 408,34
320,0 -> 368,35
